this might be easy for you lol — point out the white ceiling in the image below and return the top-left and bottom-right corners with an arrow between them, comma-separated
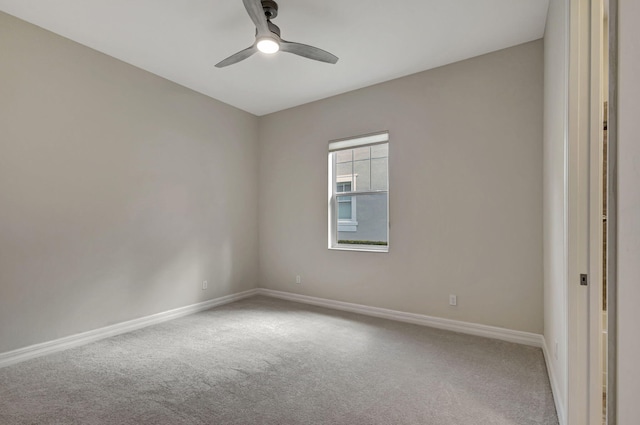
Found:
0,0 -> 549,116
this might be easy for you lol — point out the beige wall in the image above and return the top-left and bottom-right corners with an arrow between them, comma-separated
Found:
258,41 -> 544,334
0,12 -> 259,353
617,1 -> 640,422
542,0 -> 568,420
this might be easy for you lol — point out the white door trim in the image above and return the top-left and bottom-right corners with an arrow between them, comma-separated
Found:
605,0 -> 618,422
588,0 -> 606,423
566,0 -> 591,423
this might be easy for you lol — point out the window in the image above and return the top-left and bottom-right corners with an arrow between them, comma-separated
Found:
328,131 -> 389,252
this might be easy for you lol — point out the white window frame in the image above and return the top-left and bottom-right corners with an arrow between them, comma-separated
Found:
328,131 -> 389,252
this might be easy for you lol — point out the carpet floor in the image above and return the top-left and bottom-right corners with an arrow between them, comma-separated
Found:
0,296 -> 558,424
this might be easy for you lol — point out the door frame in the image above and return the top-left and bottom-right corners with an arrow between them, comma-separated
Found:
587,0 -> 606,423
566,0 -> 591,424
570,0 -> 618,423
559,0 -> 616,422
605,0 -> 618,423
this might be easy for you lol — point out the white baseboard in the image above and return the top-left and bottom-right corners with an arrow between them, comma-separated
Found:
542,339 -> 567,425
257,288 -> 544,347
0,289 -> 259,369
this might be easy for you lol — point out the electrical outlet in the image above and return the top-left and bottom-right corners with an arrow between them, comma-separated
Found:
449,294 -> 457,306
202,280 -> 208,290
296,275 -> 301,284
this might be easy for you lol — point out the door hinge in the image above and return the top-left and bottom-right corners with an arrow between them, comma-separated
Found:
580,274 -> 589,286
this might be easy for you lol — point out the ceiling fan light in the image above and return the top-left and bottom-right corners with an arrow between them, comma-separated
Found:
257,38 -> 280,54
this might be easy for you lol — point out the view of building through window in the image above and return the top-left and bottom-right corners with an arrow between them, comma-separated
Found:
329,135 -> 388,250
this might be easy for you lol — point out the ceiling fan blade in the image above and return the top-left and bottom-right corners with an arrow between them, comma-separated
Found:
243,0 -> 270,36
215,45 -> 258,68
280,40 -> 338,64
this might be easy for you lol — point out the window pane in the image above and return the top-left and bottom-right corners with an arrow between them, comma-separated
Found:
337,196 -> 352,219
337,192 -> 387,245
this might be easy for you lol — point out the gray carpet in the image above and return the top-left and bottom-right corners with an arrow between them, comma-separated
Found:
0,296 -> 558,424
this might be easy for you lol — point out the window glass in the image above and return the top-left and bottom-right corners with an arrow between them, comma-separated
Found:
328,132 -> 389,251
337,196 -> 353,220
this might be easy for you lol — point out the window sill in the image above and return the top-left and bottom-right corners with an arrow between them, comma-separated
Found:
329,245 -> 389,253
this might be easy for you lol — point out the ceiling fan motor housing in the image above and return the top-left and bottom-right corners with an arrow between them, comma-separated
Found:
261,0 -> 278,20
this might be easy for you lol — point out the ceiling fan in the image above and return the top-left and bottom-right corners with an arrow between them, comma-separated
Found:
215,0 -> 339,68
